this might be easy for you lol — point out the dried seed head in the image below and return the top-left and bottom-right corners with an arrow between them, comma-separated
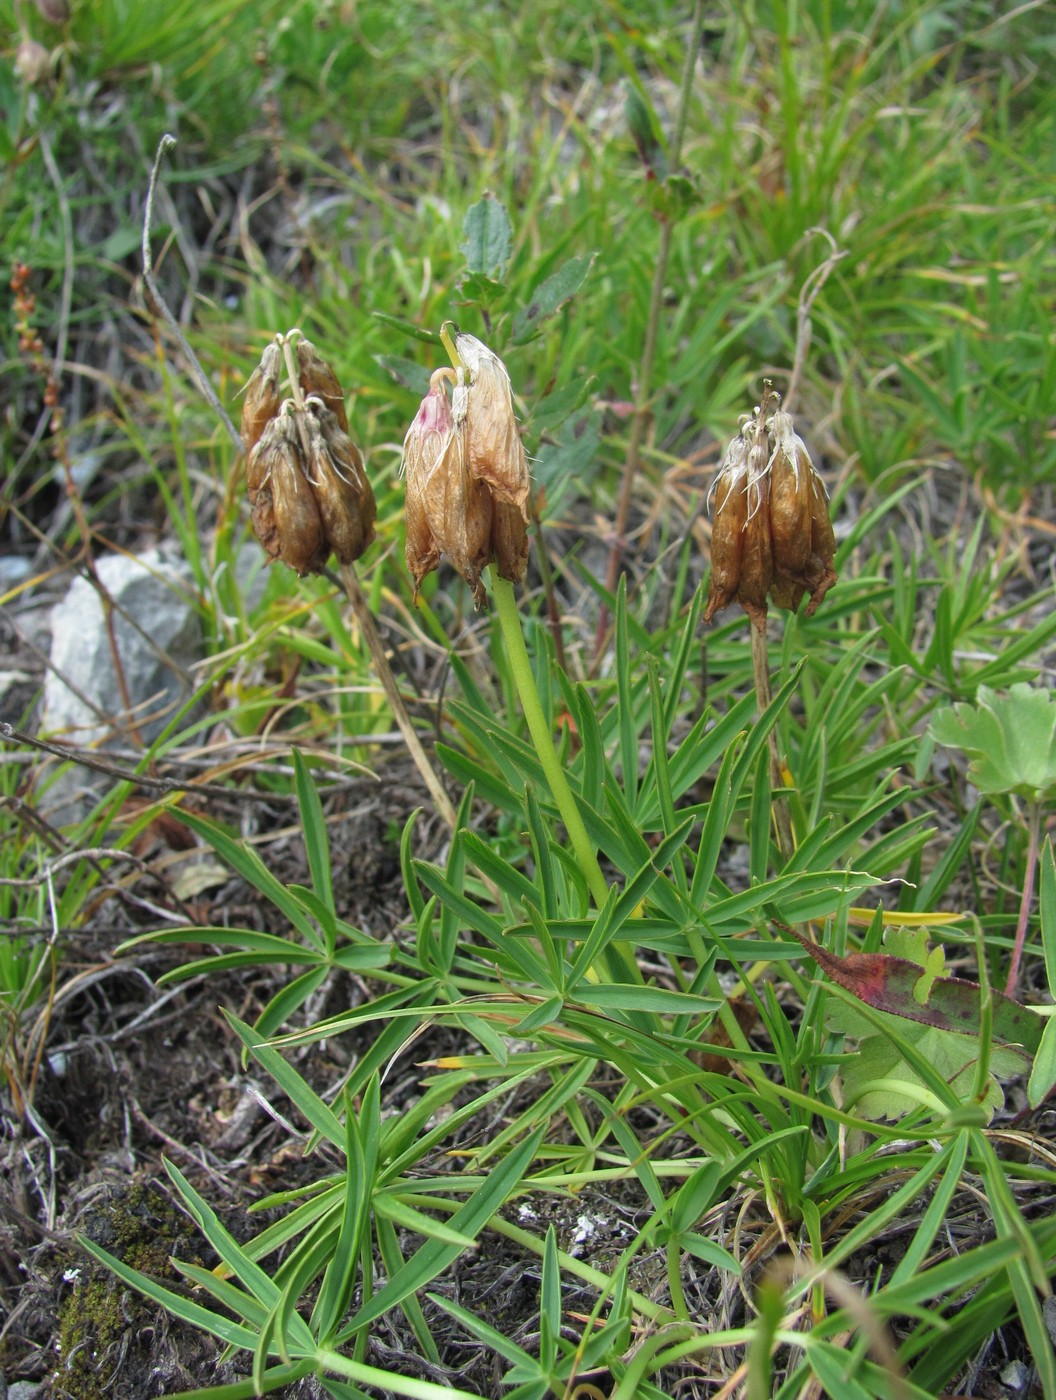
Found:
35,0 -> 69,23
737,450 -> 774,632
241,343 -> 283,462
241,338 -> 375,574
296,339 -> 349,434
455,332 -> 531,520
305,405 -> 376,566
704,435 -> 750,623
705,394 -> 838,630
247,415 -> 326,575
403,371 -> 493,607
15,39 -> 50,85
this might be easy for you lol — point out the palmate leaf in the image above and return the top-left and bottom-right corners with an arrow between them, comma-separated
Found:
930,682 -> 1056,798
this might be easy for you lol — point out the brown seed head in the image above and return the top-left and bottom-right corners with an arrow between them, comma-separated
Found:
454,332 -> 531,520
35,0 -> 70,21
705,396 -> 839,630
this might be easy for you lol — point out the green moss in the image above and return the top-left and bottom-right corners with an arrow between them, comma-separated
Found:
54,1181 -> 204,1399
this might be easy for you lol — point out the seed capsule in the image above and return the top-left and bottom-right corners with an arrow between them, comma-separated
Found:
246,414 -> 327,576
737,448 -> 774,633
403,371 -> 493,607
768,412 -> 813,577
241,343 -> 283,463
454,332 -> 531,520
491,499 -> 529,584
305,406 -> 376,566
802,476 -> 838,615
297,339 -> 349,435
704,434 -> 749,623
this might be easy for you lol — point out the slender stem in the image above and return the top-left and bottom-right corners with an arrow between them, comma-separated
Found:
492,576 -> 608,908
751,625 -> 794,862
340,564 -> 458,832
1005,798 -> 1041,997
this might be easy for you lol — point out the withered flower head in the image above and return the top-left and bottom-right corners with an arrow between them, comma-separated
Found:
704,390 -> 837,631
240,338 -> 375,574
401,334 -> 531,608
403,369 -> 493,608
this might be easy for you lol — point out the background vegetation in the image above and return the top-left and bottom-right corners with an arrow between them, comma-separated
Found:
1,1 -> 1055,1396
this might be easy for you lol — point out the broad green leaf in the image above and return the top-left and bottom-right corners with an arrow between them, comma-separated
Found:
930,683 -> 1056,799
528,374 -> 596,436
460,195 -> 512,277
796,931 -> 1041,1054
511,254 -> 596,342
1028,1015 -> 1056,1108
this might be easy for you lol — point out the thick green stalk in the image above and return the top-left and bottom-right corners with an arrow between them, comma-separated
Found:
492,575 -> 609,909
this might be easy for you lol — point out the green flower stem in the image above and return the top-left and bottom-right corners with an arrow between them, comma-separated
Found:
492,574 -> 609,909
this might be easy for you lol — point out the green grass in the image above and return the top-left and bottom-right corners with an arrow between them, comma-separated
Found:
2,0 -> 1056,1396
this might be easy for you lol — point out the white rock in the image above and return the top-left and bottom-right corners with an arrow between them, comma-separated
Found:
42,546 -> 202,750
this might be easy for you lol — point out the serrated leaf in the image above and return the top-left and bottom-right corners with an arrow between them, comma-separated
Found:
511,254 -> 596,343
930,683 -> 1056,799
838,1022 -> 1020,1122
460,196 -> 512,277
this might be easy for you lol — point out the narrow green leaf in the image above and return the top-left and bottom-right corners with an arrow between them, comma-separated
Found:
169,810 -> 318,943
79,1238 -> 261,1351
1040,836 -> 1056,999
293,750 -> 333,915
225,1013 -> 344,1147
340,1127 -> 544,1336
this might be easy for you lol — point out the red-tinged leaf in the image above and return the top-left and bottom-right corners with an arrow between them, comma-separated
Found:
793,932 -> 1041,1055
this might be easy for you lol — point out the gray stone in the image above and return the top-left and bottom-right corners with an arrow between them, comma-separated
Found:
7,1381 -> 45,1400
38,548 -> 204,819
0,556 -> 33,590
